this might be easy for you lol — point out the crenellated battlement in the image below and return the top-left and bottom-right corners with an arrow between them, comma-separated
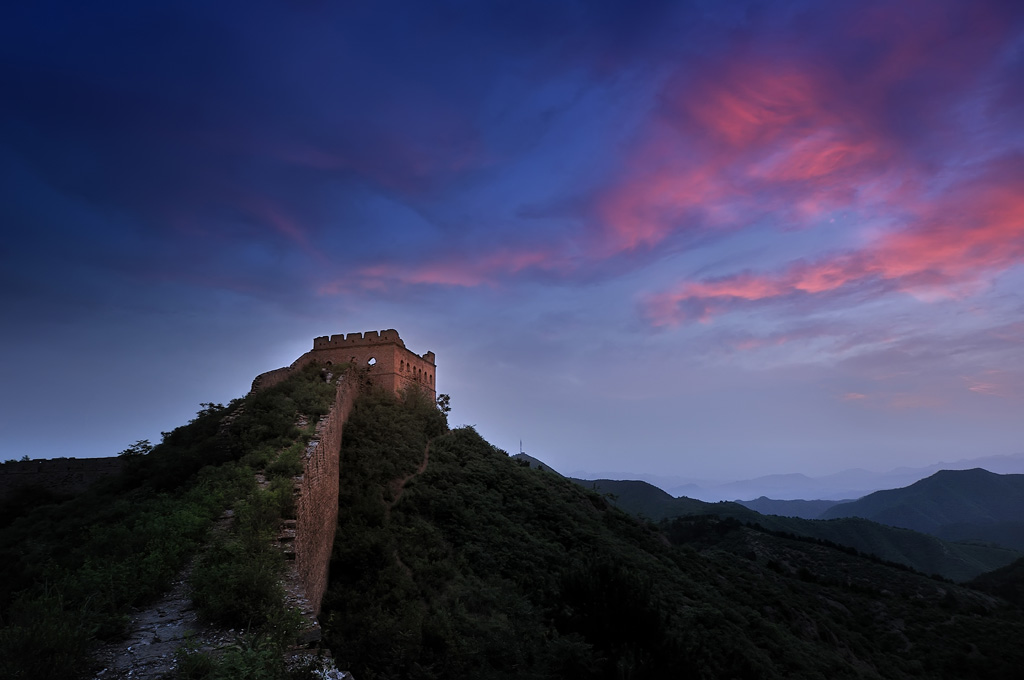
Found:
254,329 -> 436,398
313,329 -> 407,349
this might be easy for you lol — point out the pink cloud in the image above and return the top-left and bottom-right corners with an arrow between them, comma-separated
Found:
644,158 -> 1024,325
962,371 -> 1022,399
594,157 -> 728,254
319,3 -> 1022,299
839,390 -> 950,411
885,392 -> 950,410
592,50 -> 900,261
242,198 -> 310,248
319,246 -> 564,294
681,64 -> 826,148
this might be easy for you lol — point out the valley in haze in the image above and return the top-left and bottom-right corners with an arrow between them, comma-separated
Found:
570,451 -> 1024,503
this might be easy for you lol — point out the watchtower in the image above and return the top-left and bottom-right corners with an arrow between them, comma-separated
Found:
310,329 -> 436,398
251,329 -> 436,399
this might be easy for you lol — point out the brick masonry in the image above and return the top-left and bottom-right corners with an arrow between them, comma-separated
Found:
293,370 -> 358,615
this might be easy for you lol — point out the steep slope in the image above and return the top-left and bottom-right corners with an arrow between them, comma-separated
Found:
578,478 -> 1020,581
321,392 -> 1024,680
822,469 -> 1024,549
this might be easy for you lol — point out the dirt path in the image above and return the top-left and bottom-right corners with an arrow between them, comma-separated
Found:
386,440 -> 430,510
91,513 -> 238,679
385,440 -> 430,579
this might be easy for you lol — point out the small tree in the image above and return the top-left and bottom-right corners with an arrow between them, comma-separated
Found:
118,439 -> 153,458
435,393 -> 451,415
191,402 -> 226,423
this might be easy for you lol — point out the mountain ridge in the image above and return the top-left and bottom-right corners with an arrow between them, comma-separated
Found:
572,477 -> 1021,581
821,468 -> 1024,551
568,451 -> 1024,501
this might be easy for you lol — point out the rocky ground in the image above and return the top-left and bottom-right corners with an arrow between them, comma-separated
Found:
90,559 -> 237,679
90,513 -> 242,679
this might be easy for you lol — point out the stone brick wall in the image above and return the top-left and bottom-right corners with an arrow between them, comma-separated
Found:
0,457 -> 123,501
293,370 -> 359,615
276,330 -> 437,615
250,366 -> 293,392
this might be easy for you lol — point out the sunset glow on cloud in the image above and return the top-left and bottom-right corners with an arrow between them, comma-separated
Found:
643,158 -> 1024,326
3,0 -> 1022,479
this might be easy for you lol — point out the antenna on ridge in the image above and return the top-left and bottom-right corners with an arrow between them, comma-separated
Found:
519,439 -> 523,455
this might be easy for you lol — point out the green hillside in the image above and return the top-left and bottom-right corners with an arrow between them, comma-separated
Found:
320,392 -> 1024,679
822,469 -> 1024,550
576,478 -> 1020,581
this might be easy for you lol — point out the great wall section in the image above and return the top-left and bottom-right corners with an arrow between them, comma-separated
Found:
291,369 -> 358,617
253,329 -> 436,615
2,329 -> 436,676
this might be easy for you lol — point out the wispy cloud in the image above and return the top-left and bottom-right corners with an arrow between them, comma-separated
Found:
643,157 -> 1024,325
962,370 -> 1023,399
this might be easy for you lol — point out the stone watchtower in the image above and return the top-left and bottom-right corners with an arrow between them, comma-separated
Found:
251,329 -> 436,399
310,330 -> 435,398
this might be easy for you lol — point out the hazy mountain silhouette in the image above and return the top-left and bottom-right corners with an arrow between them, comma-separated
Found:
821,468 -> 1024,551
735,497 -> 848,519
570,451 -> 1024,501
573,477 -> 1020,581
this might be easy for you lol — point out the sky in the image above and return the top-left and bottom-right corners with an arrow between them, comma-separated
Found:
2,0 -> 1022,482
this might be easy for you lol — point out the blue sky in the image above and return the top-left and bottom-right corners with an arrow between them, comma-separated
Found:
2,0 -> 1022,480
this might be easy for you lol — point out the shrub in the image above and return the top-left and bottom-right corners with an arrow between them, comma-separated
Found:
266,442 -> 304,479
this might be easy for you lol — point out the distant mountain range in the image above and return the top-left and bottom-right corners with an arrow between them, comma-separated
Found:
733,497 -> 848,519
571,476 -> 1022,582
821,468 -> 1024,551
569,451 -> 1024,502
